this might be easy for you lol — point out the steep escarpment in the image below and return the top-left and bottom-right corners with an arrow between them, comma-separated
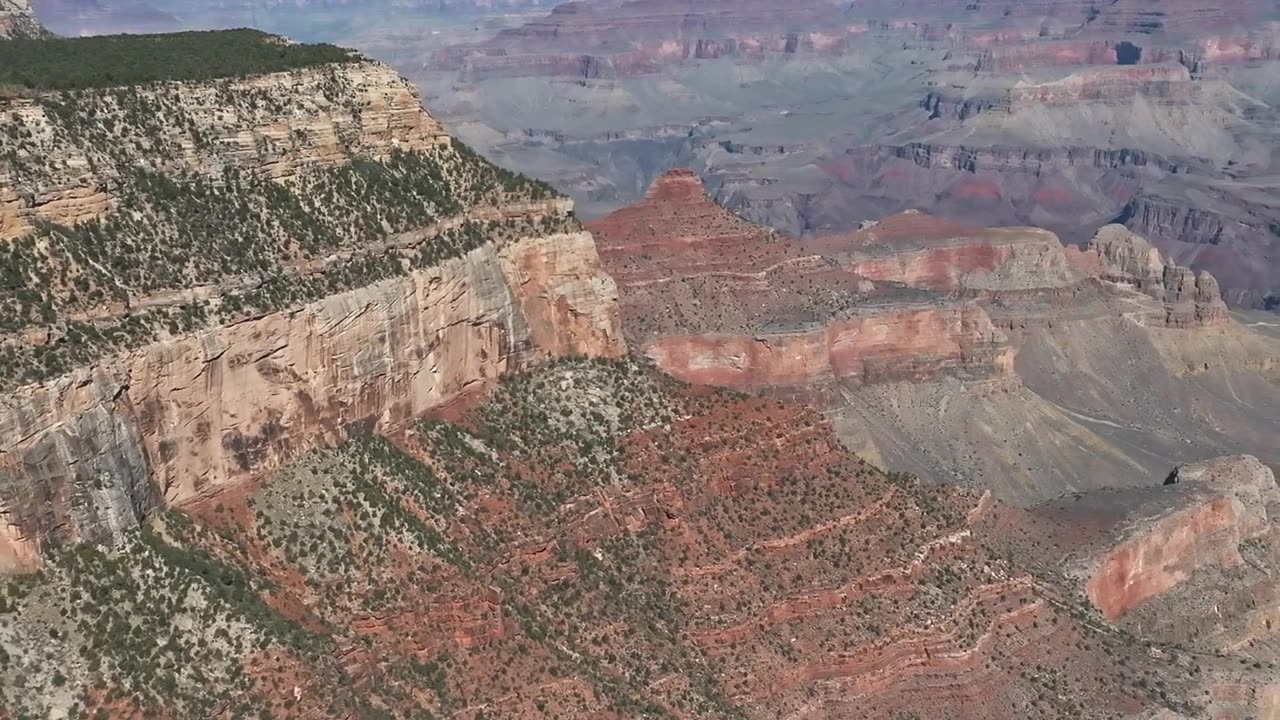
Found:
1112,192 -> 1280,307
1078,456 -> 1278,626
0,31 -> 623,572
592,171 -> 1280,504
1008,454 -> 1280,720
2,358 -> 1269,719
979,454 -> 1280,719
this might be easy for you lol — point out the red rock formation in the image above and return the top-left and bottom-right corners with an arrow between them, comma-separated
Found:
647,305 -> 1012,389
822,211 -> 1085,293
1086,493 -> 1246,619
587,170 -> 1017,388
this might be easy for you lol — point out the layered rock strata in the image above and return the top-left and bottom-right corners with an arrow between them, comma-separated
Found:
588,170 -> 1015,391
1088,223 -> 1230,326
0,50 -> 623,573
3,358 -> 1274,719
591,170 -> 1280,505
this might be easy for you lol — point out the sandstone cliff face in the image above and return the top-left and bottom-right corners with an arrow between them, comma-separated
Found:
587,170 -> 1016,389
0,61 -> 449,239
646,304 -> 1012,390
1009,64 -> 1199,106
835,213 -> 1084,293
0,53 -> 624,572
0,230 -> 621,573
1078,456 -> 1279,681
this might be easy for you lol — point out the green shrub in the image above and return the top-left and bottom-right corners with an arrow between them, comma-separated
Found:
0,30 -> 359,92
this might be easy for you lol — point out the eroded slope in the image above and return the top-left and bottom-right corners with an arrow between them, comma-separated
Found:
2,358 -> 1272,719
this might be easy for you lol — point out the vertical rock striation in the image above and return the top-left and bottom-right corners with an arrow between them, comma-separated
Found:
0,53 -> 624,572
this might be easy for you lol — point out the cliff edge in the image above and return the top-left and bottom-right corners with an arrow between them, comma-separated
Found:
0,30 -> 623,572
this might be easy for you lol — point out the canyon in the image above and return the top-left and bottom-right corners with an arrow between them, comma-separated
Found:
27,0 -> 1280,308
0,32 -> 622,574
588,169 -> 1280,504
0,6 -> 1278,720
3,355 -> 1278,718
350,0 -> 1280,311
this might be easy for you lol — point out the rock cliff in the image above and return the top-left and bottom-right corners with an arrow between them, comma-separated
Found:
1082,456 -> 1277,622
587,170 -> 1015,391
0,0 -> 45,37
0,34 -> 623,572
1088,223 -> 1230,326
0,59 -> 451,240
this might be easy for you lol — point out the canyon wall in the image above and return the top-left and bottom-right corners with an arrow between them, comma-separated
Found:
0,0 -> 44,37
646,304 -> 1012,390
0,53 -> 623,573
0,232 -> 621,573
404,0 -> 1280,310
1088,223 -> 1230,326
591,170 -> 1280,505
0,61 -> 450,240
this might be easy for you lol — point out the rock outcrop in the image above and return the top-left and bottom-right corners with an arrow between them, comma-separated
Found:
1088,223 -> 1230,326
646,304 -> 1013,390
590,170 -> 1280,505
826,210 -> 1085,293
0,0 -> 45,37
0,232 -> 621,572
1083,456 -> 1277,620
587,170 -> 1015,390
0,61 -> 451,240
0,40 -> 623,573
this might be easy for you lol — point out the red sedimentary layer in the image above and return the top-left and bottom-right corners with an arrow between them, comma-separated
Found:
646,306 -> 1012,389
588,170 -> 1096,389
1086,495 -> 1243,619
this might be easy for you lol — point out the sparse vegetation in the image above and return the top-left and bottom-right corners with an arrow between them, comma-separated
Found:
0,358 -> 1234,718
